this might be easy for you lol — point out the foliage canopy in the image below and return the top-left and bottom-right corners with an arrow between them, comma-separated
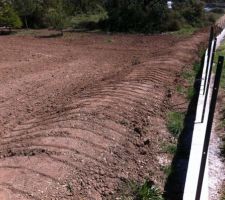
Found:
0,1 -> 22,28
0,0 -> 218,33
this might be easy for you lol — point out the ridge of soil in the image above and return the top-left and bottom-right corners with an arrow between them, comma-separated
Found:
0,30 -> 208,199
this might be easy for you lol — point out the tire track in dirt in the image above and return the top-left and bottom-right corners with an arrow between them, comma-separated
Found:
0,31 -> 208,199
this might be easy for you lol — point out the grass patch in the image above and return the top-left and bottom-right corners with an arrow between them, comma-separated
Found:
178,61 -> 201,100
214,41 -> 225,160
70,12 -> 107,29
176,85 -> 186,94
186,61 -> 204,100
137,182 -> 164,200
161,166 -> 173,178
162,144 -> 177,154
118,181 -> 164,200
215,44 -> 225,89
213,42 -> 225,200
221,71 -> 225,90
181,70 -> 195,83
220,94 -> 225,157
167,112 -> 184,137
15,29 -> 38,36
170,26 -> 197,36
193,62 -> 201,73
187,87 -> 195,100
214,42 -> 225,65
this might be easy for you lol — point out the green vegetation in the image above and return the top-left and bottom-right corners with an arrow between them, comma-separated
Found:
0,1 -> 22,28
103,0 -> 168,33
186,62 -> 201,101
118,181 -> 164,200
187,87 -> 195,100
176,85 -> 186,94
0,0 -> 219,34
162,144 -> 177,155
171,26 -> 197,36
44,1 -> 68,35
215,43 -> 225,89
12,0 -> 38,29
161,165 -> 173,178
214,43 -> 225,95
214,41 -> 225,200
213,43 -> 225,161
167,112 -> 184,137
102,0 -> 215,33
214,42 -> 225,134
70,12 -> 107,29
176,62 -> 201,100
215,43 -> 225,62
136,182 -> 164,200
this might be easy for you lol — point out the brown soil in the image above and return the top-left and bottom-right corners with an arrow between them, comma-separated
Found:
0,30 -> 208,200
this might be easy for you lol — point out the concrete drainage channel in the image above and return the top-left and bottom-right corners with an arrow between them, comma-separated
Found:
182,26 -> 225,200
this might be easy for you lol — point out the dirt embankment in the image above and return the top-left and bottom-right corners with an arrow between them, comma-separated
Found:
0,30 -> 208,199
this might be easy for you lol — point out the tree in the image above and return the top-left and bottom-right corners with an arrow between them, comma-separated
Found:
63,0 -> 105,14
173,0 -> 205,27
0,1 -> 22,29
12,0 -> 38,28
45,1 -> 67,35
104,0 -> 169,33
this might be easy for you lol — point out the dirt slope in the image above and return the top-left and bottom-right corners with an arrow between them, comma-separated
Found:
0,31 -> 208,200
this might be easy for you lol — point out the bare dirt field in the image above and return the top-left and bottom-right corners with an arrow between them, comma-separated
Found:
0,30 -> 208,200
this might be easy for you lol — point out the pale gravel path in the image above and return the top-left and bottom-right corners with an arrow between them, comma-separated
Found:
209,119 -> 225,200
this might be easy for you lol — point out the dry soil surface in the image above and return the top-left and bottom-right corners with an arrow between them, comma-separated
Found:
0,30 -> 208,200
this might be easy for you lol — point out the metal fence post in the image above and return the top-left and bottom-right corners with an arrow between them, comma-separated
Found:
201,38 -> 217,123
195,56 -> 224,200
203,27 -> 214,95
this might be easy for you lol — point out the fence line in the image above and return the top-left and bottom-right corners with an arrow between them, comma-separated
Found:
183,27 -> 225,200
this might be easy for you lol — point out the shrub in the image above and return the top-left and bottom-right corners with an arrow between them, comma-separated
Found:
173,1 -> 206,27
161,166 -> 173,178
165,11 -> 184,31
0,2 -> 22,28
103,0 -> 169,33
136,181 -> 164,200
211,8 -> 224,14
12,0 -> 37,28
187,87 -> 195,100
70,12 -> 107,29
162,144 -> 177,154
167,112 -> 184,137
206,13 -> 217,24
118,180 -> 164,200
45,3 -> 68,35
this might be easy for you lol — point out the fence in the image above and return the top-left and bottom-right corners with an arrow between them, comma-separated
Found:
183,27 -> 224,200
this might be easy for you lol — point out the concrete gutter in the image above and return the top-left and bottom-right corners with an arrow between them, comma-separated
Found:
183,42 -> 214,200
183,29 -> 225,200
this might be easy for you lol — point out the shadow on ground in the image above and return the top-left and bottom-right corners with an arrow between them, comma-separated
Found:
164,55 -> 204,200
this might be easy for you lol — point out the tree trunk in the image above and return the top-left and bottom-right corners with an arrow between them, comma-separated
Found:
24,16 -> 28,29
60,29 -> 63,36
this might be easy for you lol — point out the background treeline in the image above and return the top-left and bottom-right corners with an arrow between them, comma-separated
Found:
0,0 -> 222,33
